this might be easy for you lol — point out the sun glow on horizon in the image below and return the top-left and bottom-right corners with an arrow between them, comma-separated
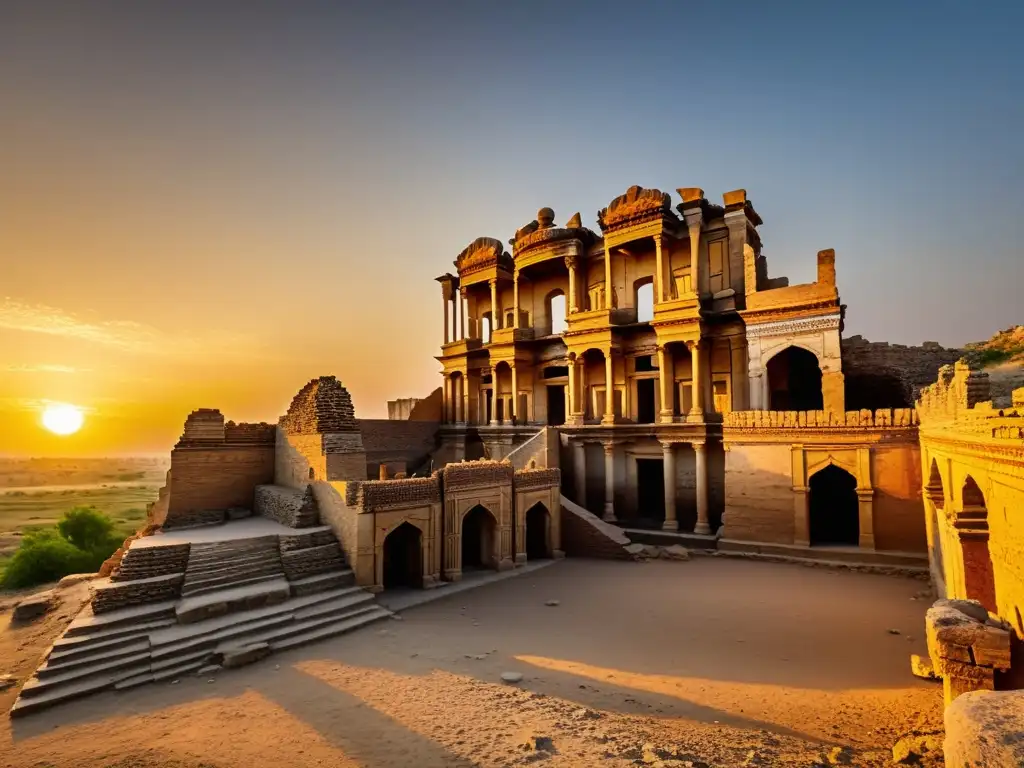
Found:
41,403 -> 85,435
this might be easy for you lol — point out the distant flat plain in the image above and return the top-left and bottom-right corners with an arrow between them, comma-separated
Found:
0,457 -> 170,569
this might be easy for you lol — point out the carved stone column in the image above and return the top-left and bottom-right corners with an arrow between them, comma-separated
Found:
729,335 -> 748,411
793,487 -> 810,546
565,254 -> 579,314
694,441 -> 710,534
573,440 -> 586,507
510,363 -> 518,424
653,234 -> 665,304
442,374 -> 452,424
688,221 -> 702,298
686,340 -> 704,423
490,278 -> 500,330
567,355 -> 577,418
602,351 -> 616,425
460,288 -> 468,340
657,344 -> 674,423
513,269 -> 520,329
443,295 -> 450,345
604,245 -> 613,309
857,489 -> 876,550
602,441 -> 617,522
662,441 -> 677,530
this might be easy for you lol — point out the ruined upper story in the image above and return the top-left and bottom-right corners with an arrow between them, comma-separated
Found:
917,361 -> 1024,442
435,185 -> 843,353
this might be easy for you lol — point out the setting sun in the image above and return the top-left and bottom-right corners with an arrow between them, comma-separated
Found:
41,403 -> 85,436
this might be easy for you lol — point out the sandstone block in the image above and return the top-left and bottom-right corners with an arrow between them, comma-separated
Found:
945,690 -> 1024,767
13,590 -> 56,621
222,642 -> 271,669
910,654 -> 938,680
891,731 -> 942,765
660,545 -> 691,561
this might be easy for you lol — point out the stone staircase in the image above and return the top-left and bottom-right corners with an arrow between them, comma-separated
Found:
10,523 -> 390,717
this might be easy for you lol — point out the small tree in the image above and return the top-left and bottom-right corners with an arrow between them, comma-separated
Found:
57,506 -> 120,552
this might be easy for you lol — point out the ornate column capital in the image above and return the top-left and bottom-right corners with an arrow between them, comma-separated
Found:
564,254 -> 579,270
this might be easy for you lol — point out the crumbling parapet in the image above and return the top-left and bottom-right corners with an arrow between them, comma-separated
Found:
925,598 -> 1011,705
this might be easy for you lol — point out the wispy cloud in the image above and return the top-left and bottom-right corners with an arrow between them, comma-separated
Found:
0,299 -> 270,360
5,363 -> 85,374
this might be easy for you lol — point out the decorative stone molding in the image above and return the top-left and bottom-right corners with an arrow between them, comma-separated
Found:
597,185 -> 675,232
724,408 -> 917,430
743,312 -> 842,340
455,236 -> 513,278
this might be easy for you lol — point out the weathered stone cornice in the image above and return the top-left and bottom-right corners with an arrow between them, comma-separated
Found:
743,311 -> 842,339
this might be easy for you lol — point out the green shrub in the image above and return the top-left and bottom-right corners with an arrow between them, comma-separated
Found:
57,506 -> 120,552
0,507 -> 122,590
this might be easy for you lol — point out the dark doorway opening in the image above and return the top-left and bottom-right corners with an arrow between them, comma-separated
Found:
525,503 -> 550,559
767,347 -> 823,411
547,385 -> 566,426
637,379 -> 656,424
636,458 -> 665,526
462,505 -> 496,570
809,465 -> 859,546
382,522 -> 422,589
495,397 -> 504,423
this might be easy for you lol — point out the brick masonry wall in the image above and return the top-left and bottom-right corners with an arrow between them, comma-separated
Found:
560,497 -> 633,560
842,335 -> 963,408
353,476 -> 441,512
165,444 -> 275,528
280,376 -> 359,435
357,419 -> 440,475
255,484 -> 320,527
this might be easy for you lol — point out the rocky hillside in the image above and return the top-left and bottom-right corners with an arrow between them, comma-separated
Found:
964,325 -> 1024,405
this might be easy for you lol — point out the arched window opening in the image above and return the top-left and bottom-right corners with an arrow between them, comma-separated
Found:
809,465 -> 859,546
481,313 -> 493,344
635,279 -> 654,323
525,503 -> 551,560
960,476 -> 996,612
462,505 -> 497,571
766,346 -> 823,411
544,290 -> 567,335
382,522 -> 422,589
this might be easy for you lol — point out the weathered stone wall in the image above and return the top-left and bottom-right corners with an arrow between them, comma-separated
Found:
357,418 -> 440,477
255,484 -> 320,528
842,335 -> 963,408
280,376 -> 359,435
442,459 -> 514,491
873,443 -> 926,552
560,495 -> 634,560
917,363 -> 1024,681
349,475 -> 441,512
165,445 -> 275,528
723,445 -> 795,545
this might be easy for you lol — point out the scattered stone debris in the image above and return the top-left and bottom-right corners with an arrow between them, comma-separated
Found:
910,654 -> 939,681
501,672 -> 524,684
625,543 -> 694,562
197,664 -> 222,676
825,745 -> 853,764
888,628 -> 901,635
56,573 -> 96,588
12,590 -> 56,622
519,735 -> 555,753
544,599 -> 560,607
221,641 -> 270,669
660,544 -> 691,561
891,731 -> 943,765
0,674 -> 16,692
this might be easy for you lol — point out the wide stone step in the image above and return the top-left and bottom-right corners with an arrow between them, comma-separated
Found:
114,672 -> 154,690
219,603 -> 387,651
53,618 -> 174,649
41,640 -> 149,676
268,606 -> 392,652
152,657 -> 206,682
182,572 -> 284,598
19,654 -> 150,697
175,578 -> 291,624
184,551 -> 283,571
10,675 -> 116,717
151,612 -> 296,661
292,591 -> 376,622
151,648 -> 213,673
289,570 -> 354,596
189,538 -> 279,557
64,601 -> 177,637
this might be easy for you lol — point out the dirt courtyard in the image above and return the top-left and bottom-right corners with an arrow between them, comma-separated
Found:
1,557 -> 942,767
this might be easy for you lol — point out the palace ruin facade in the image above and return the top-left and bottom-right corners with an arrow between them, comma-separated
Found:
12,184 -> 1024,765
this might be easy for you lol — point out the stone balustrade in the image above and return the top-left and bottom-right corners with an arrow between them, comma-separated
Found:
723,407 -> 918,429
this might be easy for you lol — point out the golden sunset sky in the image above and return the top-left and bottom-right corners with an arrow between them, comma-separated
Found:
2,3 -> 1021,457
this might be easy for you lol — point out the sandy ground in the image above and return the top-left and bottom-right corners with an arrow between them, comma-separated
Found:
0,558 -> 943,767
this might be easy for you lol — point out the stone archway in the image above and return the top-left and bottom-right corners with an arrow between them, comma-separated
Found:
525,502 -> 551,560
382,522 -> 423,589
766,346 -> 823,411
959,476 -> 996,613
462,504 -> 498,571
808,464 -> 859,546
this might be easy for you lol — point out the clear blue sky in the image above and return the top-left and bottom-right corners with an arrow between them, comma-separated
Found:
1,1 -> 1022,447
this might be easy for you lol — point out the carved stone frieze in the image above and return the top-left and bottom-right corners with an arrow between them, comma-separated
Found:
455,236 -> 513,278
743,312 -> 842,340
597,185 -> 676,232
